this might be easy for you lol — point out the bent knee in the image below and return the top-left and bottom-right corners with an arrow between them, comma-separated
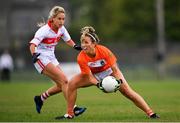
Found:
55,81 -> 68,89
68,81 -> 78,90
53,77 -> 68,87
59,78 -> 68,85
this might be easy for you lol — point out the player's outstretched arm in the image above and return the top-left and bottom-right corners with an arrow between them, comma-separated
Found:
66,39 -> 82,51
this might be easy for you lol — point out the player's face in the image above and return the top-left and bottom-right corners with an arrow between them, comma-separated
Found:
81,36 -> 96,55
52,12 -> 65,29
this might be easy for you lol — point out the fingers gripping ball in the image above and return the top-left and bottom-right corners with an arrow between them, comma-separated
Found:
101,76 -> 121,93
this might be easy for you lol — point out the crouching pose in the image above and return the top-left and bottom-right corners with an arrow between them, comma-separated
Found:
56,26 -> 159,119
29,6 -> 86,118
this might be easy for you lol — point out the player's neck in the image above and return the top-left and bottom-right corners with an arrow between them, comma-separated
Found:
48,21 -> 59,33
87,49 -> 96,58
51,25 -> 58,32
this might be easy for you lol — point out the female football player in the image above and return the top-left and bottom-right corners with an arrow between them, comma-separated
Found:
56,26 -> 159,119
29,6 -> 86,117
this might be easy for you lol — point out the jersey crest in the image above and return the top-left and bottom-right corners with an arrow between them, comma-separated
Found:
88,59 -> 106,68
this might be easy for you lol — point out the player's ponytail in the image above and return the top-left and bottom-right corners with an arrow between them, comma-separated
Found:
80,26 -> 100,43
37,17 -> 46,27
81,26 -> 95,34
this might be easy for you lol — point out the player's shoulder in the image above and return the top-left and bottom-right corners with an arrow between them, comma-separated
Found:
59,26 -> 67,32
36,24 -> 49,35
96,44 -> 113,57
77,51 -> 86,62
96,44 -> 110,51
38,24 -> 49,30
61,25 -> 66,29
77,51 -> 85,59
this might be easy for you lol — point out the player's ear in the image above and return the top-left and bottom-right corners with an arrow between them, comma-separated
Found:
92,41 -> 96,45
93,43 -> 98,48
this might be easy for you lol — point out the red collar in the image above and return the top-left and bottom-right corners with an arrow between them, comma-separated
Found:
47,20 -> 58,33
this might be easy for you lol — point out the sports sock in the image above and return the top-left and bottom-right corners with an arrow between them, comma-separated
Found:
40,91 -> 50,102
74,105 -> 77,108
146,109 -> 154,117
67,107 -> 74,116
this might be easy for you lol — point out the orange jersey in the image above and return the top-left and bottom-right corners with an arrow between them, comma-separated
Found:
77,45 -> 117,74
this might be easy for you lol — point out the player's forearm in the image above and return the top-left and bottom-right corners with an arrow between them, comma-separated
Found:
66,39 -> 76,47
29,44 -> 36,55
66,40 -> 82,51
111,63 -> 125,81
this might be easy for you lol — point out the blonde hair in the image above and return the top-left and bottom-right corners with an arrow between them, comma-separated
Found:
48,6 -> 65,19
37,6 -> 65,27
80,26 -> 100,43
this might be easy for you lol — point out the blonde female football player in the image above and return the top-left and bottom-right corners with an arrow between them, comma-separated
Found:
56,26 -> 159,119
29,6 -> 86,117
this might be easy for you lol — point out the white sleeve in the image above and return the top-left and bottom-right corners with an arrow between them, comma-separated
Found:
30,27 -> 46,46
61,26 -> 71,42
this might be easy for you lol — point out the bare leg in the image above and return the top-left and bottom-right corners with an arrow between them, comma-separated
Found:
34,63 -> 68,113
46,85 -> 62,96
67,74 -> 93,116
119,81 -> 154,116
43,63 -> 68,101
111,63 -> 155,117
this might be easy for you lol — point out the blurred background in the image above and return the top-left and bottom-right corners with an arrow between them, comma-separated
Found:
0,0 -> 179,82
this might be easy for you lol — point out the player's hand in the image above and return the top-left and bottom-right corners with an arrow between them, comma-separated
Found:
32,53 -> 40,63
114,79 -> 123,91
116,79 -> 123,84
96,82 -> 107,93
73,44 -> 82,51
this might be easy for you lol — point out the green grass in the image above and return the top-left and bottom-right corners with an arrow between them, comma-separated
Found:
0,79 -> 180,122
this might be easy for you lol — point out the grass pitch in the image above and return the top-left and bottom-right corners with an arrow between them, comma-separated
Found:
0,79 -> 180,122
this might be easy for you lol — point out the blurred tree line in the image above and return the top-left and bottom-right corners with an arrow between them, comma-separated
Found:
68,0 -> 180,45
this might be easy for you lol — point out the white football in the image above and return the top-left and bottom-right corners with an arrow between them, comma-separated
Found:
101,76 -> 121,93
